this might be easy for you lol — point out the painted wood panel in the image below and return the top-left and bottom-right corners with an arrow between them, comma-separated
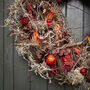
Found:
14,51 -> 30,90
3,0 -> 14,90
67,0 -> 83,41
83,5 -> 90,38
0,0 -> 4,90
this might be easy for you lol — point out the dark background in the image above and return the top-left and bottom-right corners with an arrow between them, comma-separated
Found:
0,0 -> 90,90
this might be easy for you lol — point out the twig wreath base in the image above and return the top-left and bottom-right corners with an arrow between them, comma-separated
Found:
5,0 -> 90,89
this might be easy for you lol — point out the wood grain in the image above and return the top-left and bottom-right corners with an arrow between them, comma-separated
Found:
3,0 -> 14,90
67,0 -> 83,42
0,0 -> 4,90
14,52 -> 30,90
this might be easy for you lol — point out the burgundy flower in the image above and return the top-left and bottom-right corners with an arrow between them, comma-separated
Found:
21,17 -> 29,26
64,61 -> 70,66
64,48 -> 71,55
65,54 -> 71,59
47,20 -> 53,25
59,49 -> 65,56
27,2 -> 32,14
60,54 -> 71,71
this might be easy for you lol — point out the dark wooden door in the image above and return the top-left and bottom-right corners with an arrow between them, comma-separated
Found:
0,0 -> 90,90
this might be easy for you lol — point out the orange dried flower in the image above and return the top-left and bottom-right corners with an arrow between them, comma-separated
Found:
86,34 -> 90,43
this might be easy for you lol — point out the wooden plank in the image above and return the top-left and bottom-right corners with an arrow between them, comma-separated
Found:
67,0 -> 83,42
65,1 -> 83,90
0,0 -> 4,90
64,84 -> 75,90
3,0 -> 14,90
9,0 -> 30,89
82,4 -> 90,90
83,5 -> 90,38
48,82 -> 64,90
48,3 -> 66,90
30,72 -> 47,90
14,51 -> 30,90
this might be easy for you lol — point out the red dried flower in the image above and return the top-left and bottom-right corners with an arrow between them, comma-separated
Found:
80,68 -> 87,75
46,54 -> 57,65
47,20 -> 53,25
21,17 -> 29,26
65,54 -> 71,59
64,61 -> 70,66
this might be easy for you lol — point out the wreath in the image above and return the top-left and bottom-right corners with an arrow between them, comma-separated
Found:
5,0 -> 90,89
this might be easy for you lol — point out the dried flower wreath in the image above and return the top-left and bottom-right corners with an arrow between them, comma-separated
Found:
5,0 -> 90,89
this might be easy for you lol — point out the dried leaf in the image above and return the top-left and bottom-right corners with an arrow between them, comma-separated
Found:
46,11 -> 55,20
86,34 -> 90,43
33,30 -> 39,45
73,47 -> 80,54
